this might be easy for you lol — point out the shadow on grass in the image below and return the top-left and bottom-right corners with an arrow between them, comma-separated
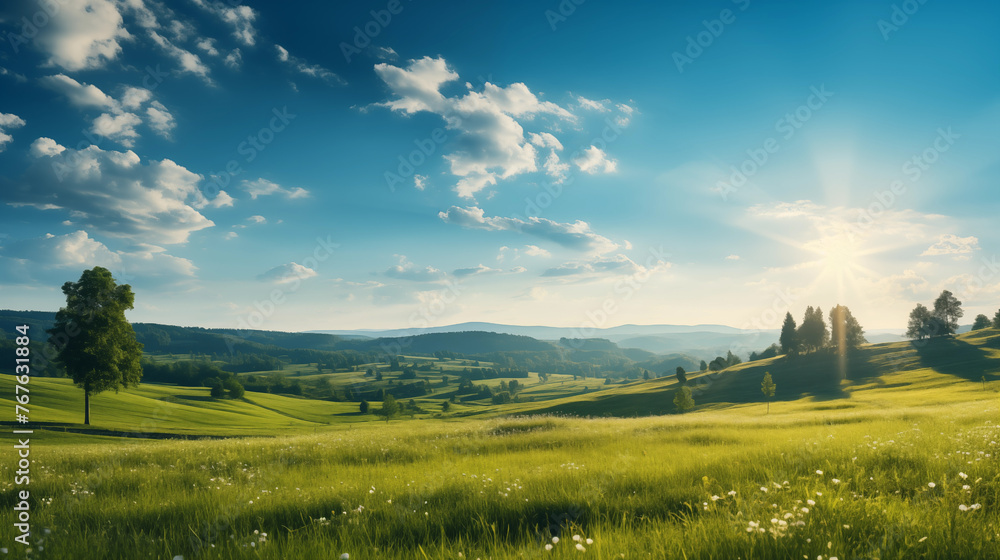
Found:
912,336 -> 999,382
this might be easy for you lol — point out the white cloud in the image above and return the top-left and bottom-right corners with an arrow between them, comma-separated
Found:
120,86 -> 153,110
274,44 -> 342,84
542,254 -> 648,278
0,113 -> 26,151
224,231 -> 238,240
29,0 -> 129,71
726,254 -> 741,261
224,49 -> 243,69
91,111 -> 142,147
209,190 -> 234,208
373,46 -> 398,61
576,96 -> 609,112
529,132 -> 563,150
39,76 -> 175,145
438,206 -> 619,255
523,245 -> 551,258
0,230 -> 196,286
149,31 -> 213,84
5,142 -> 225,244
39,74 -> 117,109
574,145 -> 617,174
258,262 -> 317,284
247,215 -> 267,224
29,137 -> 65,157
384,255 -> 445,282
241,178 -> 310,200
452,264 -> 503,278
195,38 -> 220,57
191,0 -> 258,46
922,234 -> 980,256
374,56 -> 580,199
413,174 -> 427,190
145,101 -> 176,138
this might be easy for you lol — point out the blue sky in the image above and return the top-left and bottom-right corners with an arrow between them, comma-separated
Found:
0,0 -> 998,333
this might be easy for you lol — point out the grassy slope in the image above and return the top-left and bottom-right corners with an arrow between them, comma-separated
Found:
2,330 -> 998,439
515,329 -> 1000,417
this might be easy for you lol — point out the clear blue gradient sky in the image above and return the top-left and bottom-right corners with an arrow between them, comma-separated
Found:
0,0 -> 997,332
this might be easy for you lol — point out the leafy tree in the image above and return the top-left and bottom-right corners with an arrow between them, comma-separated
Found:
994,309 -> 1000,329
699,360 -> 708,372
47,267 -> 144,425
932,290 -> 964,335
359,400 -> 370,414
761,372 -> 776,414
375,370 -> 383,381
972,314 -> 992,331
364,368 -> 374,377
643,369 -> 650,381
779,312 -> 799,354
906,303 -> 934,340
829,305 -> 867,355
210,382 -> 226,399
224,377 -> 245,399
441,400 -> 451,412
675,366 -> 687,385
379,394 -> 399,421
726,350 -> 742,367
797,306 -> 829,352
390,357 -> 400,371
708,356 -> 727,371
673,386 -> 694,414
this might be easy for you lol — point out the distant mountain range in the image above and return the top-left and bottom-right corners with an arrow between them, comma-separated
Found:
309,322 -> 912,358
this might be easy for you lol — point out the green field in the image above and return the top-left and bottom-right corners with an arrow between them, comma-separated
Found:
1,331 -> 999,558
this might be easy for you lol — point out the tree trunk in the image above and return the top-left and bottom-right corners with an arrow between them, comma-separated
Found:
84,386 -> 90,425
766,400 -> 770,415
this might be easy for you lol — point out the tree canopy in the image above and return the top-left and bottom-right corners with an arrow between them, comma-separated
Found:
761,372 -> 776,414
932,290 -> 964,335
972,314 -> 992,331
829,305 -> 867,354
779,312 -> 799,354
797,306 -> 828,352
673,385 -> 694,414
46,267 -> 144,425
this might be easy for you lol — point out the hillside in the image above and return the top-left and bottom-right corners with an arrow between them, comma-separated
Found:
519,329 -> 1000,417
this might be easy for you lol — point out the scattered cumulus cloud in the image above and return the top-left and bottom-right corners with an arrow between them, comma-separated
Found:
25,0 -> 129,71
0,113 -> 26,151
574,145 -> 617,174
275,45 -> 343,84
922,234 -> 980,256
190,0 -> 258,46
384,255 -> 445,282
149,31 -> 213,84
438,206 -> 619,255
258,262 -> 317,284
374,56 -> 591,199
241,178 -> 310,200
3,140 -> 227,244
452,264 -> 503,278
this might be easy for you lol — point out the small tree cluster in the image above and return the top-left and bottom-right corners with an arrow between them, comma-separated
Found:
906,290 -> 963,340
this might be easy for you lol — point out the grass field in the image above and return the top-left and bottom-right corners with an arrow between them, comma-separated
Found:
1,332 -> 999,558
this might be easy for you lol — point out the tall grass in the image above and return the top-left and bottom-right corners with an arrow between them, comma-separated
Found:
2,389 -> 998,559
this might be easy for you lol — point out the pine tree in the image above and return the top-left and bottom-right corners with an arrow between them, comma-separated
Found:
779,312 -> 799,354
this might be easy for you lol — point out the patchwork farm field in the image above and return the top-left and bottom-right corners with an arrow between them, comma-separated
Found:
2,338 -> 999,559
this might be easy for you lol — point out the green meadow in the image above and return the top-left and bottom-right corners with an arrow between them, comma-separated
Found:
2,331 -> 999,559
